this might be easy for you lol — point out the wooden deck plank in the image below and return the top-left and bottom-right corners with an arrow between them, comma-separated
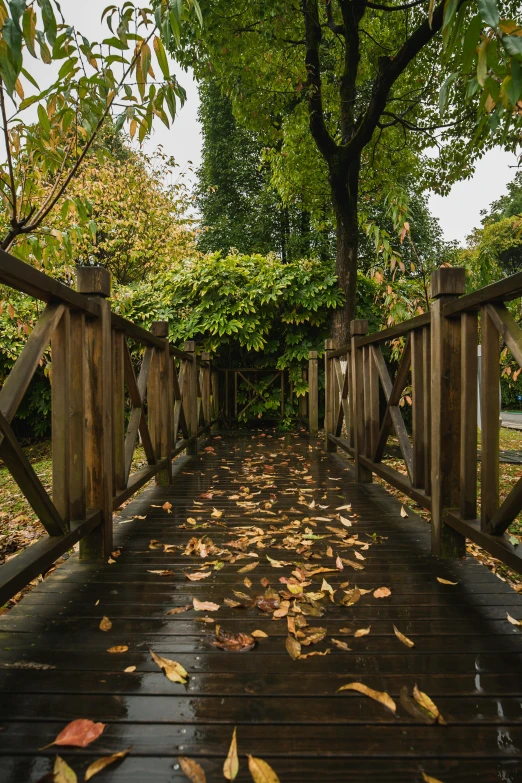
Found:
1,432 -> 522,782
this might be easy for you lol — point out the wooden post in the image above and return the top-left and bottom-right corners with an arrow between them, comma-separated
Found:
201,352 -> 211,428
211,369 -> 220,430
77,266 -> 113,560
363,344 -> 378,459
411,328 -> 425,488
351,319 -> 372,482
422,325 -> 431,495
51,307 -> 70,526
150,321 -> 171,485
308,351 -> 319,437
324,339 -> 336,451
460,312 -> 478,520
430,267 -> 466,558
69,311 -> 86,521
480,308 -> 500,529
183,340 -> 198,454
298,365 -> 307,421
112,329 -> 126,493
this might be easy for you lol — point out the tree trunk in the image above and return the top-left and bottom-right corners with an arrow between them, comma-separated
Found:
329,156 -> 360,347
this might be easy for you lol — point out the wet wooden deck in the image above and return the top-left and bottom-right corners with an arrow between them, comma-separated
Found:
1,432 -> 522,782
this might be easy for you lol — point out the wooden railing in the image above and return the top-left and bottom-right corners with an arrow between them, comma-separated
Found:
324,267 -> 522,573
0,255 -> 217,604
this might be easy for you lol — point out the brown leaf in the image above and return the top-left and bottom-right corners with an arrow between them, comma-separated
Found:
298,648 -> 331,659
238,561 -> 258,573
211,507 -> 223,518
330,638 -> 351,651
178,756 -> 207,783
354,627 -> 370,638
400,505 -> 408,517
107,646 -> 128,653
193,598 -> 220,611
124,666 -> 136,673
248,755 -> 281,783
185,571 -> 211,581
285,635 -> 301,660
337,682 -> 396,713
165,604 -> 192,615
393,625 -> 415,647
335,555 -> 344,571
273,600 -> 290,619
212,626 -> 256,652
399,686 -> 436,724
373,587 -> 391,598
162,501 -> 172,513
99,616 -> 112,631
45,719 -> 106,749
436,577 -> 458,585
223,727 -> 239,780
53,756 -> 77,783
340,587 -> 361,606
84,747 -> 131,780
260,577 -> 270,587
251,629 -> 268,638
147,569 -> 174,576
413,684 -> 446,724
422,773 -> 445,783
150,650 -> 188,683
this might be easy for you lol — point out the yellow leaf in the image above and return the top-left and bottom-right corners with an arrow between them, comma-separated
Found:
14,78 -> 24,100
238,561 -> 258,573
354,627 -> 371,638
84,747 -> 131,780
393,625 -> 415,648
107,646 -> 128,653
178,756 -> 206,783
223,727 -> 239,780
247,755 -> 281,783
150,650 -> 188,683
99,616 -> 112,631
124,666 -> 136,673
54,755 -> 77,783
129,118 -> 138,140
337,682 -> 396,713
285,635 -> 301,660
413,684 -> 445,723
436,577 -> 458,585
211,507 -> 223,517
373,586 -> 391,598
422,772 -> 445,783
400,505 -> 408,517
507,613 -> 521,626
251,630 -> 268,638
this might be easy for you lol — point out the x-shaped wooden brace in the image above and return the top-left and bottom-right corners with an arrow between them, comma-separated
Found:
483,304 -> 522,534
236,371 -> 281,420
0,302 -> 67,535
172,361 -> 189,445
332,356 -> 350,437
371,335 -> 414,483
123,341 -> 157,484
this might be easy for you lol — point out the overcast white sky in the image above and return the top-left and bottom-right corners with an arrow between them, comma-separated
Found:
35,1 -> 521,247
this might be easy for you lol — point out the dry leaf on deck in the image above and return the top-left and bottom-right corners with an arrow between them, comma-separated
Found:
354,627 -> 370,638
251,629 -> 268,638
507,613 -> 522,626
150,650 -> 188,683
223,727 -> 239,780
336,504 -> 352,511
285,635 -> 302,660
400,506 -> 408,518
238,561 -> 258,573
84,747 -> 131,780
53,756 -> 77,783
107,646 -> 128,654
422,773 -> 445,783
193,598 -> 220,611
124,666 -> 136,673
436,577 -> 458,585
178,756 -> 207,783
45,719 -> 105,749
413,684 -> 446,724
373,587 -> 391,598
260,577 -> 270,587
298,648 -> 331,659
212,626 -> 256,652
165,604 -> 192,615
340,587 -> 361,606
399,686 -> 436,724
147,569 -> 174,576
185,571 -> 211,581
211,507 -> 223,517
337,682 -> 396,713
162,502 -> 172,513
99,616 -> 112,631
393,625 -> 415,647
330,638 -> 351,651
273,601 -> 290,619
339,516 -> 352,527
248,755 -> 281,783
244,577 -> 252,588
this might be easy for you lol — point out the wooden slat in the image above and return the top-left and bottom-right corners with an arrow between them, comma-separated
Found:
486,303 -> 522,367
112,330 -> 126,492
51,308 -> 70,524
422,326 -> 431,495
355,312 -> 431,348
183,341 -> 198,455
123,344 -> 156,482
351,323 -> 372,482
69,311 -> 86,521
308,351 -> 319,437
480,307 -> 500,532
489,476 -> 522,535
460,312 -> 478,520
0,411 -> 66,536
411,328 -> 425,488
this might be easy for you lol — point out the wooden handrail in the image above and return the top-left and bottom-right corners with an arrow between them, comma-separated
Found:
443,270 -> 522,316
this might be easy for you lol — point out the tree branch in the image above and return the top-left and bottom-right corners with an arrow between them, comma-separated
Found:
366,0 -> 428,11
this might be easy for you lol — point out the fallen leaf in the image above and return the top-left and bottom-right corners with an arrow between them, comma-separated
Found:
422,773 -> 445,783
223,727 -> 239,780
354,627 -> 371,638
212,626 -> 256,652
185,571 -> 211,581
99,616 -> 112,631
273,600 -> 290,619
335,555 -> 344,571
54,756 -> 77,783
124,666 -> 136,673
507,613 -> 522,626
84,747 -> 131,780
165,605 -> 191,616
248,755 -> 280,783
413,684 -> 446,724
150,650 -> 188,683
178,756 -> 206,783
436,577 -> 458,585
336,504 -> 352,511
251,629 -> 268,638
399,686 -> 436,724
238,562 -> 258,573
330,638 -> 351,651
193,598 -> 220,611
339,627 -> 352,634
393,625 -> 415,647
337,682 -> 396,713
340,587 -> 361,606
147,569 -> 174,576
45,719 -> 105,749
162,502 -> 172,513
285,635 -> 302,660
400,505 -> 408,518
107,646 -> 128,654
211,507 -> 223,518
298,648 -> 331,659
373,587 -> 391,598
339,516 -> 352,527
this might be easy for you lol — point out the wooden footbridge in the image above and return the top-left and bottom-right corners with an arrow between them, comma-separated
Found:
1,257 -> 522,782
